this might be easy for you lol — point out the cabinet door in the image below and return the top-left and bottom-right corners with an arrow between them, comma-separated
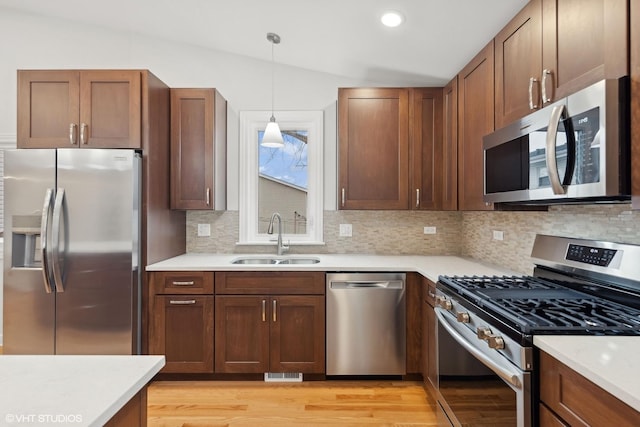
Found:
541,0 -> 628,103
539,351 -> 640,426
170,88 -> 226,210
150,295 -> 214,373
458,41 -> 495,211
17,70 -> 80,148
215,296 -> 270,373
270,296 -> 325,373
338,87 -> 410,210
494,0 -> 542,128
79,70 -> 141,148
442,77 -> 458,211
410,88 -> 443,210
422,278 -> 437,388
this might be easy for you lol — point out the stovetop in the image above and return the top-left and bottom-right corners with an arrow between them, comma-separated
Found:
438,275 -> 640,336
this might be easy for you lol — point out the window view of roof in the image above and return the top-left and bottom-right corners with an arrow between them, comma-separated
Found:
258,130 -> 308,189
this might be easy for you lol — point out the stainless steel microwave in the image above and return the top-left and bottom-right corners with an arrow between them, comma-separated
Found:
483,78 -> 630,204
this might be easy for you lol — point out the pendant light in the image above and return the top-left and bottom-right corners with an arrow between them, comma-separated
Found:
262,32 -> 284,148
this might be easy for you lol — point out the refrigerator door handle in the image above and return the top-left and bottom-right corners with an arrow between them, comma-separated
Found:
40,189 -> 55,294
51,187 -> 66,293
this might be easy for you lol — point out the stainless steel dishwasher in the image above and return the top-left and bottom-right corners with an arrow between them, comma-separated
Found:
326,272 -> 406,375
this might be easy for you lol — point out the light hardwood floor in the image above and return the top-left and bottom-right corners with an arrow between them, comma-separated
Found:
147,380 -> 438,427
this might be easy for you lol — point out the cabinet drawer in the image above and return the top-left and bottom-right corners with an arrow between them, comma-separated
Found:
215,271 -> 325,295
150,271 -> 214,294
422,277 -> 436,307
539,351 -> 640,426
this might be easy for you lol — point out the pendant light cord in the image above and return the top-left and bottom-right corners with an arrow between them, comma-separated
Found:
271,38 -> 275,120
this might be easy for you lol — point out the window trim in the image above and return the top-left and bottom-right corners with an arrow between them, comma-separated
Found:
238,111 -> 324,245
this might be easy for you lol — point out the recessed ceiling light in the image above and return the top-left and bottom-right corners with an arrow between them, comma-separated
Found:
381,11 -> 404,28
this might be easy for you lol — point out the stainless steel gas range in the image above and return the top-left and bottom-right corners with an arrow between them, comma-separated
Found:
434,234 -> 640,427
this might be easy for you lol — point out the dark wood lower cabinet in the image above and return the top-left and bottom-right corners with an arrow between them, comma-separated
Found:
104,388 -> 147,427
539,350 -> 640,426
421,278 -> 437,388
215,295 -> 325,374
150,295 -> 214,373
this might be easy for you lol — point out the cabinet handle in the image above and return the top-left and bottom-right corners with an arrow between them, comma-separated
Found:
69,124 -> 77,145
528,77 -> 539,110
416,189 -> 420,208
80,123 -> 88,144
169,300 -> 196,305
272,299 -> 277,322
206,188 -> 211,206
262,299 -> 266,322
341,188 -> 345,207
428,291 -> 436,298
171,280 -> 195,286
541,69 -> 552,104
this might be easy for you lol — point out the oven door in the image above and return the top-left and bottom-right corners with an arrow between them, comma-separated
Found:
435,308 -> 532,427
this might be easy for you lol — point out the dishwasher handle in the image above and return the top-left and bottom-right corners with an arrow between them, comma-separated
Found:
330,280 -> 404,290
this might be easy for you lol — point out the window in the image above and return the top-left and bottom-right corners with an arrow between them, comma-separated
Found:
239,111 -> 323,245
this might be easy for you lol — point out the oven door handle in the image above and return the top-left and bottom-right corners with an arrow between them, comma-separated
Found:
435,308 -> 522,389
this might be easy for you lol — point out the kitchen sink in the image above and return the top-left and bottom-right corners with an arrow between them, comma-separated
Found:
231,256 -> 320,265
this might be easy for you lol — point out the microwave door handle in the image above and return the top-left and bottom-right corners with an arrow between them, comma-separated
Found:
435,308 -> 522,389
545,104 -> 567,195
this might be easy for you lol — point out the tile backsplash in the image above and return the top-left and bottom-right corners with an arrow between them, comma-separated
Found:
187,204 -> 640,275
462,204 -> 640,275
187,210 -> 462,255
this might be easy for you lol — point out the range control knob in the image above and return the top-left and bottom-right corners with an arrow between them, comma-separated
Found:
488,335 -> 505,350
477,326 -> 492,340
436,296 -> 453,311
456,312 -> 470,323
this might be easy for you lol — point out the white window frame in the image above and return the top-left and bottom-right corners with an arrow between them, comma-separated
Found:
238,111 -> 324,245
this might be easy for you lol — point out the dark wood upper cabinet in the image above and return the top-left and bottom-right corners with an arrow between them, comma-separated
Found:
494,0 -> 543,129
442,77 -> 458,211
457,41 -> 495,211
338,87 -> 410,210
410,88 -> 443,210
170,88 -> 227,210
541,0 -> 628,103
18,70 -> 141,149
495,0 -> 628,129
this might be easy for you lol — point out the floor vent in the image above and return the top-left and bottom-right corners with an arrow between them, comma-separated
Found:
264,372 -> 303,382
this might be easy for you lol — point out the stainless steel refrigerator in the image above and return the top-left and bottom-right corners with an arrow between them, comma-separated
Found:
3,149 -> 141,354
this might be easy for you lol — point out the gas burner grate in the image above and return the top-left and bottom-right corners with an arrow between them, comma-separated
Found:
439,274 -> 640,335
440,275 -> 562,291
485,297 -> 640,332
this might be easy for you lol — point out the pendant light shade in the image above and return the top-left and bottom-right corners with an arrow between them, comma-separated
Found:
261,32 -> 284,148
262,116 -> 284,147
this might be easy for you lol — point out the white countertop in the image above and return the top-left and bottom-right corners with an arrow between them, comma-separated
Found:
146,253 -> 515,283
0,355 -> 165,427
534,336 -> 640,411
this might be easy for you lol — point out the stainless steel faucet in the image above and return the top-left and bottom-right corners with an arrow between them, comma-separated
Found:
267,212 -> 289,255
